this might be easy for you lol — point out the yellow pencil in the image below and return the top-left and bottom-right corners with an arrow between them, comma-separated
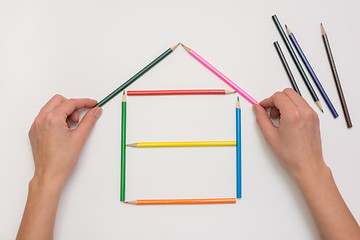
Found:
126,141 -> 236,148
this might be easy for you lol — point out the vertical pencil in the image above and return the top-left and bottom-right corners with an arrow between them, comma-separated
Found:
236,97 -> 242,198
180,44 -> 259,105
120,91 -> 127,201
272,15 -> 323,112
321,24 -> 352,127
273,41 -> 301,95
95,43 -> 180,107
286,25 -> 338,118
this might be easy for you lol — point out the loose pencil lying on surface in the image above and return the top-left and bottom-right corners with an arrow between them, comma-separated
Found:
273,41 -> 301,95
127,89 -> 236,95
124,198 -> 236,205
272,15 -> 323,112
127,141 -> 236,148
180,43 -> 259,105
95,43 -> 180,107
120,92 -> 126,202
286,25 -> 338,118
236,97 -> 242,198
321,24 -> 352,127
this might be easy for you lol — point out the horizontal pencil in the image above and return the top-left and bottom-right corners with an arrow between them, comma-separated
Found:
321,24 -> 352,127
127,141 -> 236,148
272,15 -> 323,112
286,25 -> 338,118
273,41 -> 301,95
95,43 -> 180,107
127,89 -> 236,95
180,43 -> 259,105
124,198 -> 236,205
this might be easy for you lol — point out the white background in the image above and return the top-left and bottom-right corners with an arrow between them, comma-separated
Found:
1,0 -> 359,239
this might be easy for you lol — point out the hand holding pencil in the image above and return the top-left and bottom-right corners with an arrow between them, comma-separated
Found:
253,88 -> 325,180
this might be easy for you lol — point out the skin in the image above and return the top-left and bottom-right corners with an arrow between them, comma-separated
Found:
17,89 -> 359,239
17,95 -> 102,240
253,88 -> 360,240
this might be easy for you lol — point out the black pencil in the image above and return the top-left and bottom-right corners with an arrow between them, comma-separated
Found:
272,15 -> 323,112
273,41 -> 301,95
321,24 -> 352,128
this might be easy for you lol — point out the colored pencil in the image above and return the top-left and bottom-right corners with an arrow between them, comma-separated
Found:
321,24 -> 352,127
120,92 -> 126,201
286,25 -> 338,118
95,43 -> 180,107
273,41 -> 301,95
127,141 -> 236,148
180,44 -> 259,105
124,198 -> 236,205
236,97 -> 242,198
272,15 -> 323,112
127,89 -> 236,96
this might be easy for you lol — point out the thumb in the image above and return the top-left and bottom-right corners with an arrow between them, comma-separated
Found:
253,104 -> 277,143
75,107 -> 102,141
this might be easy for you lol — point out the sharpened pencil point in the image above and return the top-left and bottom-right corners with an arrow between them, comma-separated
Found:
285,25 -> 292,35
171,43 -> 180,51
321,23 -> 326,35
126,143 -> 137,147
315,101 -> 324,113
180,43 -> 191,53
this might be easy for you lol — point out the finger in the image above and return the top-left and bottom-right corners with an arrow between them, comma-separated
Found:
69,111 -> 79,123
253,104 -> 277,143
40,94 -> 67,114
260,92 -> 296,115
74,107 -> 102,142
55,98 -> 98,117
270,108 -> 280,119
282,88 -> 310,108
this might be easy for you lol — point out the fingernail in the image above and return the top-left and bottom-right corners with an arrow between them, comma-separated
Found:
252,104 -> 258,114
94,108 -> 102,119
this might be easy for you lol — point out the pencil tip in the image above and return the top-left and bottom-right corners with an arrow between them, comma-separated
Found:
321,23 -> 326,35
171,43 -> 180,51
180,43 -> 191,53
124,201 -> 128,203
237,96 -> 239,101
285,24 -> 287,29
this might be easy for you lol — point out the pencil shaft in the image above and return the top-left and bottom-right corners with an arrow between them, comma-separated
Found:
120,96 -> 126,201
322,33 -> 352,127
273,41 -> 301,95
236,107 -> 241,198
130,141 -> 236,147
127,89 -> 229,95
132,198 -> 236,205
288,32 -> 338,118
95,48 -> 174,107
187,49 -> 259,104
272,15 -> 319,103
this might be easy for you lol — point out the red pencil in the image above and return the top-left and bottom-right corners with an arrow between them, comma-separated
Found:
127,89 -> 235,96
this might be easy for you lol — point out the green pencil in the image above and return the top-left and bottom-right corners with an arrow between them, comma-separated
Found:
95,43 -> 180,107
120,91 -> 127,201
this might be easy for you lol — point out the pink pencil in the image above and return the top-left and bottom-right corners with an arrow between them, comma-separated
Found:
181,44 -> 259,105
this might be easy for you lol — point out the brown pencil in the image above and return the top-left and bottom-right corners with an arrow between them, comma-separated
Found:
321,24 -> 352,128
124,198 -> 236,205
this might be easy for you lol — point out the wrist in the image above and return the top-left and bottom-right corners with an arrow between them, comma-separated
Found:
293,162 -> 332,189
29,174 -> 65,196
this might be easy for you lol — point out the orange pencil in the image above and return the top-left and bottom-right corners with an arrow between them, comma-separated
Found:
124,198 -> 236,205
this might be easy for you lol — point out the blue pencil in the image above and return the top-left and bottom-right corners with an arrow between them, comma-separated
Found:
236,97 -> 242,198
286,25 -> 338,118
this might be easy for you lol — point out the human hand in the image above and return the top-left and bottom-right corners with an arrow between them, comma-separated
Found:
252,88 -> 327,181
28,95 -> 102,187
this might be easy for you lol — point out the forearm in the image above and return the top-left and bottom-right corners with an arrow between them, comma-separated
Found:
295,164 -> 360,240
17,177 -> 64,240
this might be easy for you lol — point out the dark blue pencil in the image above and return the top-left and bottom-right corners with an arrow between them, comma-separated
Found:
286,25 -> 338,118
236,97 -> 241,198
